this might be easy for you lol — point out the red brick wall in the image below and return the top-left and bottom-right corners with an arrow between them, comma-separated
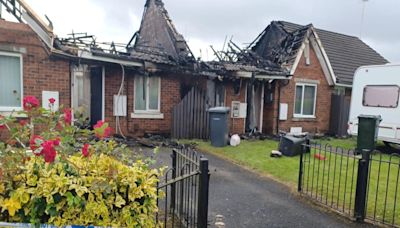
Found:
263,44 -> 334,135
0,20 -> 71,108
224,80 -> 246,134
263,81 -> 279,134
104,67 -> 202,137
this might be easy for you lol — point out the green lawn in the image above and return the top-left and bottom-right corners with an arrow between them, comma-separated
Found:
182,137 -> 400,225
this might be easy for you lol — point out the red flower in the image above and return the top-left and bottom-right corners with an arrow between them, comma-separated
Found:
49,98 -> 56,104
64,108 -> 72,125
19,120 -> 28,127
0,115 -> 5,130
30,135 -> 44,154
41,140 -> 57,163
53,138 -> 61,146
23,96 -> 40,111
82,144 -> 90,157
93,120 -> 112,139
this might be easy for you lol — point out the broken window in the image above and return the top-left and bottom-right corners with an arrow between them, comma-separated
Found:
0,52 -> 22,111
134,75 -> 161,112
363,85 -> 400,108
72,65 -> 91,119
215,82 -> 225,107
294,83 -> 317,117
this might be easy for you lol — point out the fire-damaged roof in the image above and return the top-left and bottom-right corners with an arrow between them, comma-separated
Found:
128,0 -> 195,66
53,0 -> 196,68
251,21 -> 389,85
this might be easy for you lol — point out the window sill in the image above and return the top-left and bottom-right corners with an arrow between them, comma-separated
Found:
292,117 -> 317,122
0,111 -> 26,118
131,112 -> 164,119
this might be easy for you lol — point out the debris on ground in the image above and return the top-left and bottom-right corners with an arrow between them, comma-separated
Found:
230,134 -> 241,146
238,132 -> 278,141
270,150 -> 283,158
314,153 -> 326,160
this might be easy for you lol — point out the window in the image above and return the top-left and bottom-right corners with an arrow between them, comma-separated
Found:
134,75 -> 161,113
0,52 -> 23,111
294,83 -> 317,118
363,85 -> 400,108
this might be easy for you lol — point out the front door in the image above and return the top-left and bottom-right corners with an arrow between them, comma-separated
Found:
71,65 -> 103,127
90,67 -> 103,127
246,82 -> 264,133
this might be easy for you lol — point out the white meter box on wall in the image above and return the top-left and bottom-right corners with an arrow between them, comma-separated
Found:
113,95 -> 127,117
231,101 -> 247,118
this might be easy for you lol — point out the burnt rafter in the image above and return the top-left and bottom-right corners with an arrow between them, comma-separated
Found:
250,21 -> 388,85
128,0 -> 196,65
209,39 -> 286,75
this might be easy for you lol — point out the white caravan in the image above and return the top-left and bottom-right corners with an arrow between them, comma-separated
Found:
348,64 -> 400,146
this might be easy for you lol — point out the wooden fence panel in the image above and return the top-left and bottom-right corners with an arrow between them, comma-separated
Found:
172,87 -> 209,139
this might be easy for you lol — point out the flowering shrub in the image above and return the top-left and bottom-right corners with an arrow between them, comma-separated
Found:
0,96 -> 161,227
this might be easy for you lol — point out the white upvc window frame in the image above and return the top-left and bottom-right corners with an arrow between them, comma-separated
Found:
293,82 -> 317,118
0,51 -> 24,112
133,75 -> 161,114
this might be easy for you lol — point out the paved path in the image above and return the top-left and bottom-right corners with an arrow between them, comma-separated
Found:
148,147 -> 373,228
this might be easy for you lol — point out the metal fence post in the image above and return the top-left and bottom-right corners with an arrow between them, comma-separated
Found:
354,149 -> 371,222
298,144 -> 305,192
170,149 -> 177,211
197,158 -> 209,228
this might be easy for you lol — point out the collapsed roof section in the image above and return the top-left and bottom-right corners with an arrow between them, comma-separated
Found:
250,21 -> 389,85
52,0 -> 197,70
203,38 -> 291,80
127,0 -> 195,66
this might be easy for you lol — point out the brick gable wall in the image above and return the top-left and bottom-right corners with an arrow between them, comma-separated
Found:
263,43 -> 334,135
0,20 -> 71,109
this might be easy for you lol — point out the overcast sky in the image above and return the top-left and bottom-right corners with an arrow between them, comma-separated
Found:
2,0 -> 400,62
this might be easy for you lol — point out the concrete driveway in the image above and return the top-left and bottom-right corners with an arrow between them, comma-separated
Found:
146,146 -> 373,228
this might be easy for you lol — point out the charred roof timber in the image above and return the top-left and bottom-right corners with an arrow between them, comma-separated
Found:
250,21 -> 389,85
205,38 -> 291,79
127,0 -> 196,66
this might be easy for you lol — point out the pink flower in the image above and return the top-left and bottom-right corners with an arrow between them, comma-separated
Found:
93,120 -> 112,139
82,144 -> 90,157
64,108 -> 72,125
23,96 -> 40,111
48,98 -> 56,104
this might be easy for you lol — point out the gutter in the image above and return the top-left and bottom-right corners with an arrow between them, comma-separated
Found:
77,50 -> 143,67
335,83 -> 353,88
255,74 -> 293,80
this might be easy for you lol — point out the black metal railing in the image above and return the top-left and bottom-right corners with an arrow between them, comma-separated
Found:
298,142 -> 358,217
156,147 -> 210,228
298,141 -> 400,227
366,152 -> 400,226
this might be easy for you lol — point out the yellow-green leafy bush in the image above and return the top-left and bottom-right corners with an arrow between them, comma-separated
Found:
0,155 -> 159,227
0,96 -> 161,227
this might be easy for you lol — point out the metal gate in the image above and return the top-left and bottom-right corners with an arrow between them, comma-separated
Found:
172,87 -> 210,139
156,147 -> 210,228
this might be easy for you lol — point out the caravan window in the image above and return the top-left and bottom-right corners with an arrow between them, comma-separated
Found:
363,85 -> 400,108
